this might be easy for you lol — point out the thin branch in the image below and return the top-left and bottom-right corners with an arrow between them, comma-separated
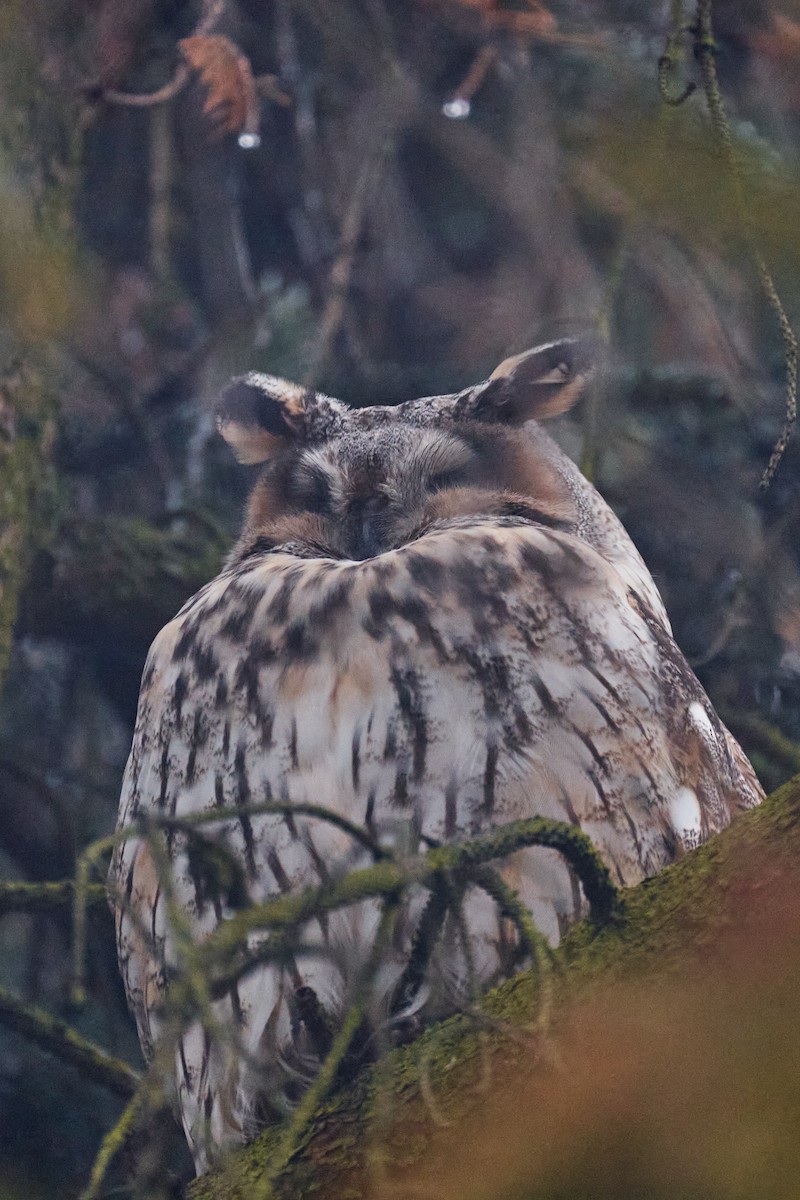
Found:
693,0 -> 798,489
86,0 -> 225,108
146,827 -> 234,1060
418,1037 -> 453,1129
0,984 -> 140,1098
72,833 -> 118,1006
391,873 -> 452,1016
449,883 -> 480,1005
0,879 -> 107,916
156,801 -> 389,861
201,817 -> 618,974
79,1085 -> 150,1200
256,900 -> 400,1200
208,939 -> 338,1001
470,865 -> 556,1034
658,0 -> 696,106
754,253 -> 798,490
76,809 -> 614,1188
444,44 -> 498,115
72,798 -> 390,1003
720,711 -> 800,776
304,135 -> 394,387
100,65 -> 190,108
149,101 -> 172,278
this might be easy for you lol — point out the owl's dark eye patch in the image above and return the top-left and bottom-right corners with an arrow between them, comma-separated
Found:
291,467 -> 331,513
428,470 -> 463,493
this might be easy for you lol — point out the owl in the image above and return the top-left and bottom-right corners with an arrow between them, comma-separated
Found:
111,337 -> 763,1172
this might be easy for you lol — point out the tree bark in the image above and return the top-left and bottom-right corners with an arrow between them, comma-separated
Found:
0,4 -> 79,683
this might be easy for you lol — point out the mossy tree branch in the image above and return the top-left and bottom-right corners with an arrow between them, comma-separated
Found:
67,809 -> 615,1193
0,984 -> 140,1098
187,774 -> 800,1200
65,786 -> 794,1199
0,879 -> 108,915
197,816 -> 616,982
0,7 -> 83,683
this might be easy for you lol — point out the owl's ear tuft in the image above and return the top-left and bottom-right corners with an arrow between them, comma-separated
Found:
472,335 -> 601,425
216,373 -> 312,464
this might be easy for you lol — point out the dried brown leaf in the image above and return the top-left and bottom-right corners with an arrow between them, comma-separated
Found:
178,34 -> 258,138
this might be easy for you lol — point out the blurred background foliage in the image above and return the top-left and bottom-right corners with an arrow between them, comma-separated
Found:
0,0 -> 799,1195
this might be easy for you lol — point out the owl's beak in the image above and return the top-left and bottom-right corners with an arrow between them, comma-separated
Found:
345,494 -> 391,559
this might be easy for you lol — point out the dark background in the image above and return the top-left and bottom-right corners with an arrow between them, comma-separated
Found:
0,1 -> 799,1194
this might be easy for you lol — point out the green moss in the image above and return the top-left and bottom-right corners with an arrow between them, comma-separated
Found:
188,776 -> 800,1200
0,879 -> 107,915
0,363 -> 58,680
0,2 -> 83,683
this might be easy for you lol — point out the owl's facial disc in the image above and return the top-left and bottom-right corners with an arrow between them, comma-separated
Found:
219,336 -> 594,562
283,429 -> 478,560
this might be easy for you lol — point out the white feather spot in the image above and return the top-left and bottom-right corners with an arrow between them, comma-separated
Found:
689,701 -> 716,744
670,786 -> 702,845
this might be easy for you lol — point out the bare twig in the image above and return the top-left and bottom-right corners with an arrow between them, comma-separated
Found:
149,101 -> 172,278
391,873 -> 452,1016
754,254 -> 798,490
74,801 -> 615,1190
72,832 -> 117,1006
418,1037 -> 453,1129
304,134 -> 394,387
720,711 -> 800,776
444,44 -> 498,115
100,65 -> 190,108
87,0 -> 225,108
156,800 -> 389,861
693,0 -> 798,488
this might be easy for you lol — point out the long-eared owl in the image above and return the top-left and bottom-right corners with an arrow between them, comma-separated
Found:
111,338 -> 763,1171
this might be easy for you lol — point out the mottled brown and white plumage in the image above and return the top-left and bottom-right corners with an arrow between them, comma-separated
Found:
111,338 -> 762,1171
